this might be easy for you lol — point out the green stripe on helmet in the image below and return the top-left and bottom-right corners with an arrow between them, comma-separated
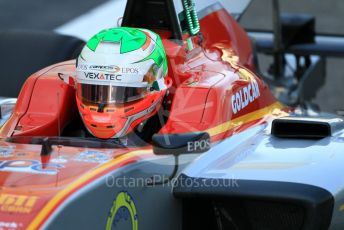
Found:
86,27 -> 147,54
138,35 -> 168,76
85,27 -> 168,77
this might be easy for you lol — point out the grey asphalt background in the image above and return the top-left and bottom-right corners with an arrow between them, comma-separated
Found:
0,0 -> 343,112
241,0 -> 344,113
0,0 -> 107,30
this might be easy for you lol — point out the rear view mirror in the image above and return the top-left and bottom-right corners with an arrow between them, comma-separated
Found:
148,132 -> 211,186
152,132 -> 211,156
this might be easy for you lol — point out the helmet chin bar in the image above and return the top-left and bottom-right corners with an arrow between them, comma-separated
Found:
111,97 -> 163,138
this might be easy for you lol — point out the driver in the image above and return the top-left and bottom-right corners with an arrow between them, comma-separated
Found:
75,27 -> 169,140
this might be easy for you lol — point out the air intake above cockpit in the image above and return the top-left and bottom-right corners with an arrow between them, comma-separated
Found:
271,116 -> 344,139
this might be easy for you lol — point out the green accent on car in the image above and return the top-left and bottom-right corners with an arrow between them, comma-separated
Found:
86,27 -> 147,54
182,0 -> 201,36
106,192 -> 138,230
187,38 -> 194,51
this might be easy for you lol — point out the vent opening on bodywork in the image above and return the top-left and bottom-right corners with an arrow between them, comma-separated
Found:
182,198 -> 305,230
272,121 -> 330,139
270,117 -> 344,139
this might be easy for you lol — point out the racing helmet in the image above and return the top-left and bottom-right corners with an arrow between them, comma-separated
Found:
76,27 -> 169,139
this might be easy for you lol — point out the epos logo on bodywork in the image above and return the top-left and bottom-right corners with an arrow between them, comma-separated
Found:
231,80 -> 261,114
0,194 -> 38,214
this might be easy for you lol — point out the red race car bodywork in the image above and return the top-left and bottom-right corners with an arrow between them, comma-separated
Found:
0,3 -> 290,229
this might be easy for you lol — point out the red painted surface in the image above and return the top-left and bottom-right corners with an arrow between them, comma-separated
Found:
199,8 -> 255,70
0,141 -> 151,228
0,7 -> 285,229
0,62 -> 78,138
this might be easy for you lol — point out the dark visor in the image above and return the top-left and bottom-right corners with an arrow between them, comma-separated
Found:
77,83 -> 148,104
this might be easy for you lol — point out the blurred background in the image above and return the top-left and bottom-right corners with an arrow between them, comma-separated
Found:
240,0 -> 344,113
0,0 -> 343,113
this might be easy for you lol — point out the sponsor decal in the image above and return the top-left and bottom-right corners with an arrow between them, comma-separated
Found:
121,68 -> 139,74
77,64 -> 88,71
74,150 -> 111,163
0,221 -> 21,230
77,65 -> 144,84
0,194 -> 38,214
0,160 -> 63,175
50,157 -> 68,164
84,72 -> 122,81
78,64 -> 139,75
27,150 -> 152,230
0,147 -> 14,158
187,139 -> 211,152
89,65 -> 121,73
106,191 -> 138,230
231,80 -> 261,115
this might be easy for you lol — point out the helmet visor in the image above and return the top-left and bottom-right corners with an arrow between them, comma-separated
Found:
77,83 -> 149,104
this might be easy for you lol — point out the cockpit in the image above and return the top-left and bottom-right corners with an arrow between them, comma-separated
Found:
122,0 -> 183,40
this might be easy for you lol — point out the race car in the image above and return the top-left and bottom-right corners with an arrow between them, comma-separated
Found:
0,0 -> 344,229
